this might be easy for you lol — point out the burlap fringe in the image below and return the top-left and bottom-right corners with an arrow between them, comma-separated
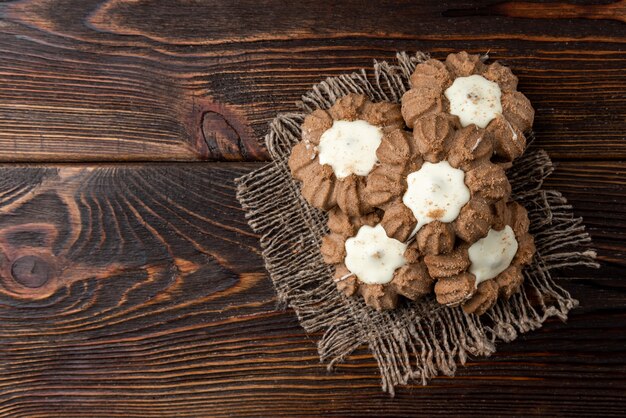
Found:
236,52 -> 599,395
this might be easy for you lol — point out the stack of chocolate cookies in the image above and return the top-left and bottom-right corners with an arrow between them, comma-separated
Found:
289,52 -> 536,315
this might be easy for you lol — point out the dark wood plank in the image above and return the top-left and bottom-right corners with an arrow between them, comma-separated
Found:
0,0 -> 624,161
0,162 -> 623,417
546,160 -> 626,275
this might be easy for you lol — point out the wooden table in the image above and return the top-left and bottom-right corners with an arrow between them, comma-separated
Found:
0,1 -> 624,416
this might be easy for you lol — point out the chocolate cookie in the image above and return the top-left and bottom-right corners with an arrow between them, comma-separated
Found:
434,201 -> 536,315
364,111 -> 511,247
320,208 -> 433,310
402,51 -> 535,163
288,94 -> 407,216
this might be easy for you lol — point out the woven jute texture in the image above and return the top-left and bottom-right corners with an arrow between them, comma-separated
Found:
235,52 -> 599,394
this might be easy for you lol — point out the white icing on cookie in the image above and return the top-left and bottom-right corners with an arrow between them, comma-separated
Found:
318,120 -> 382,179
403,161 -> 470,235
345,224 -> 407,285
468,226 -> 518,285
445,75 -> 502,128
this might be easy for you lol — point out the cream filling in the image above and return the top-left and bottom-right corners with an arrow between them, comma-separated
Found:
403,161 -> 470,235
318,120 -> 382,179
344,224 -> 407,285
445,74 -> 502,128
468,226 -> 518,285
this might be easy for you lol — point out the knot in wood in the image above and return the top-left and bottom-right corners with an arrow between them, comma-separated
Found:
11,255 -> 51,288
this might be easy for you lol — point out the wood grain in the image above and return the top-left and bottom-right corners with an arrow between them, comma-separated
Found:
0,0 -> 624,416
445,0 -> 626,22
0,162 -> 623,417
0,0 -> 624,161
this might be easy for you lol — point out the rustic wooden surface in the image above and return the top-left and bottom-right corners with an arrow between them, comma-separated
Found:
0,0 -> 624,416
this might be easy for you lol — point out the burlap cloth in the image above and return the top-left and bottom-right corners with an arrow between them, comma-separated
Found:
235,52 -> 599,394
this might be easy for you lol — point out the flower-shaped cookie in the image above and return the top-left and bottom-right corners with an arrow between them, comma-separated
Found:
365,111 -> 511,250
432,201 -> 536,315
320,208 -> 434,310
288,94 -> 407,216
402,51 -> 535,163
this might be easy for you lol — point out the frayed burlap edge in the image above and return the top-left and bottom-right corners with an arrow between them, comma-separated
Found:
235,52 -> 599,395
